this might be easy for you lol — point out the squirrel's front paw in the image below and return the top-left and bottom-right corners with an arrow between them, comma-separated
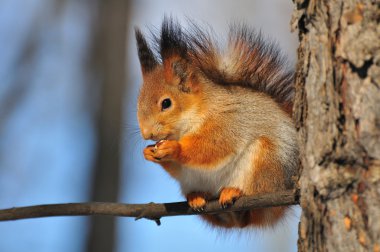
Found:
143,145 -> 158,162
154,140 -> 180,161
144,140 -> 180,162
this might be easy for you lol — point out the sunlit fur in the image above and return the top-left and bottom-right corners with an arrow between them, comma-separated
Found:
135,17 -> 299,228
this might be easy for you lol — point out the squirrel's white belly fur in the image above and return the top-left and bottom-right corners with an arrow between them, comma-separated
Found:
178,143 -> 256,196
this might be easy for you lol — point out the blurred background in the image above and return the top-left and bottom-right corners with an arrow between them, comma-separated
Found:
0,0 -> 299,251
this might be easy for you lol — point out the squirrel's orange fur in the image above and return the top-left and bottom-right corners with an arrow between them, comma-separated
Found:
135,18 -> 299,228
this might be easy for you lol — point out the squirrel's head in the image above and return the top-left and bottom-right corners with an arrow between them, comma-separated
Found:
135,23 -> 202,141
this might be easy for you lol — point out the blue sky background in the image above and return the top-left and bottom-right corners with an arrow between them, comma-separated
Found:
0,0 -> 300,251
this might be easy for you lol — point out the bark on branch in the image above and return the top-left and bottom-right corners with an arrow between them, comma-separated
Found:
0,190 -> 299,225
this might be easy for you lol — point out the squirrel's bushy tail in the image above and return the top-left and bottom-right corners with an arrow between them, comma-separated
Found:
202,206 -> 288,228
187,22 -> 294,109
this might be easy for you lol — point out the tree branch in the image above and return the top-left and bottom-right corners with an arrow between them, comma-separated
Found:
0,190 -> 299,225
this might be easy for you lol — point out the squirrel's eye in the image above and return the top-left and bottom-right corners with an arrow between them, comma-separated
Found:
161,98 -> 172,111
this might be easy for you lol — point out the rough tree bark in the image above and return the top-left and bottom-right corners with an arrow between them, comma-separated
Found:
292,0 -> 380,251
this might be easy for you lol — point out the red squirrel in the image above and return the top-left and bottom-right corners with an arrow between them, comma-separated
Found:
135,18 -> 299,228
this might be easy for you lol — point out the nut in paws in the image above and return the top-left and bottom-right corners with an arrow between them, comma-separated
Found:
145,140 -> 180,162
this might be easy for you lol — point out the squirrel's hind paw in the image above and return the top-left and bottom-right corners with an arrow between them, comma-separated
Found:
186,192 -> 211,212
219,187 -> 243,208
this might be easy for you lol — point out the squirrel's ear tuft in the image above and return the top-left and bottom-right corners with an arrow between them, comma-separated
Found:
135,28 -> 158,74
160,17 -> 187,60
160,17 -> 199,92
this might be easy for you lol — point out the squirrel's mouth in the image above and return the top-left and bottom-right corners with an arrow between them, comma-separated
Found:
150,133 -> 173,142
157,134 -> 176,142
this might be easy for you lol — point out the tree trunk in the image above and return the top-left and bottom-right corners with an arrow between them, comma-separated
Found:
292,0 -> 380,251
86,0 -> 128,251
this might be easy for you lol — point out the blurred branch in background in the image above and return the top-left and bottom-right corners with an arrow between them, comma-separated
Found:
87,0 -> 129,251
0,190 -> 299,223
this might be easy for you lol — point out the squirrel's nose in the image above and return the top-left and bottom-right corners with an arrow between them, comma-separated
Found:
141,127 -> 152,140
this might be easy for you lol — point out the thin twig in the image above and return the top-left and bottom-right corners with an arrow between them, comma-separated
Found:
0,190 -> 299,225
